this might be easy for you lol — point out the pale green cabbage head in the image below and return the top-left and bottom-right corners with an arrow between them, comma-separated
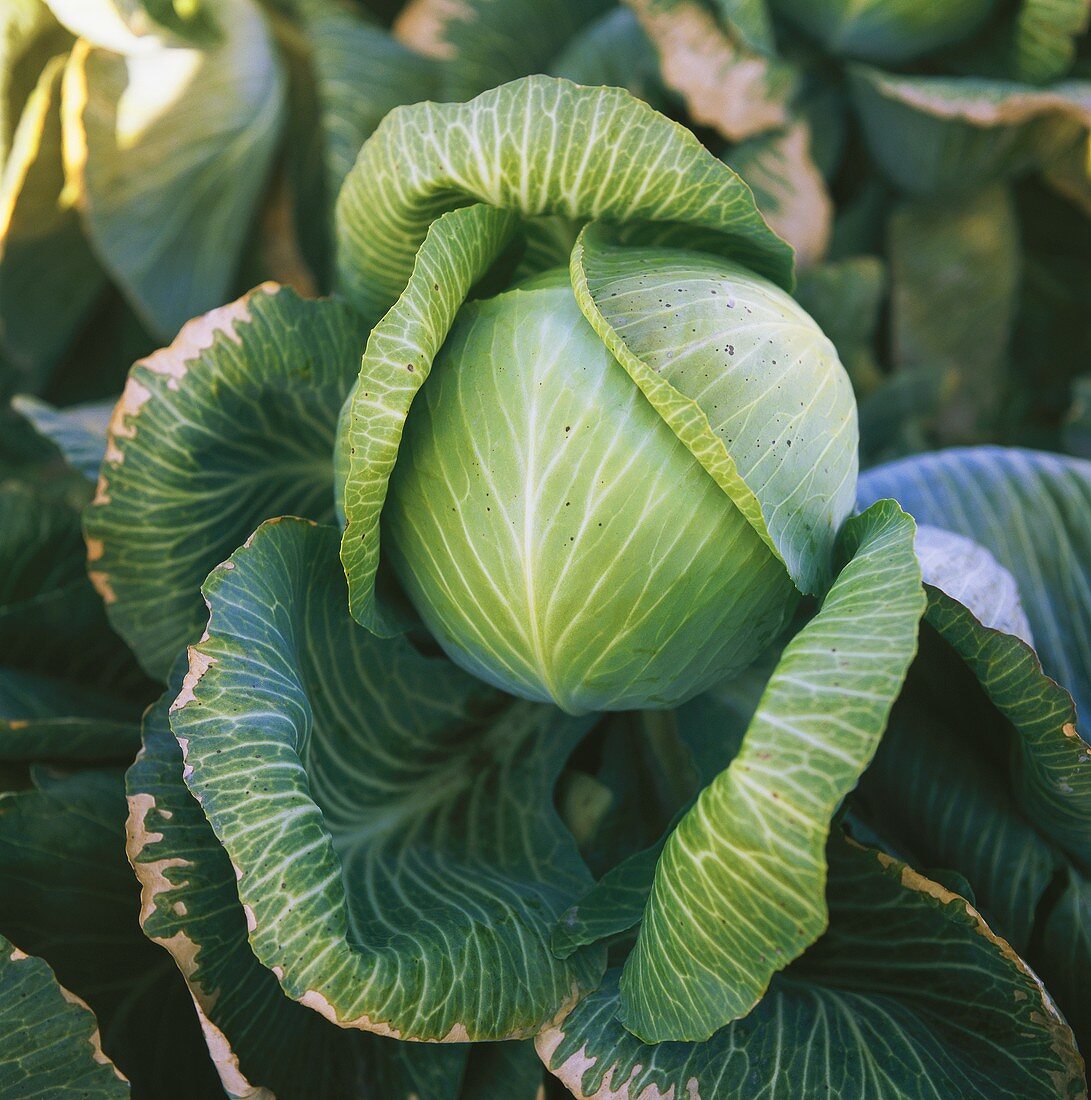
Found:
331,77 -> 859,716
383,248 -> 857,713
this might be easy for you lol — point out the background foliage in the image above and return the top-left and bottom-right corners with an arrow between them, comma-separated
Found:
1,0 -> 1089,1097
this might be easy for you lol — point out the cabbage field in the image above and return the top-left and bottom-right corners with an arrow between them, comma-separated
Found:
1,2 -> 1089,1097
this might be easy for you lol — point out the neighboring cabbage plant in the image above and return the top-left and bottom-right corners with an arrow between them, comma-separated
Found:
621,0 -> 1091,462
0,0 -> 439,400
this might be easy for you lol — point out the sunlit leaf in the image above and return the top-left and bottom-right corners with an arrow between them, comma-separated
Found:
1,0 -> 63,167
59,0 -> 285,336
0,52 -> 105,389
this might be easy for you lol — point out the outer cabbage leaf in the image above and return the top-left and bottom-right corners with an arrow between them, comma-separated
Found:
619,500 -> 924,1041
946,0 -> 1090,85
724,121 -> 832,268
0,767 -> 222,1096
304,8 -> 437,194
624,0 -> 797,141
794,255 -> 885,396
858,447 -> 1091,1048
1068,374 -> 1091,457
393,0 -> 611,99
0,670 -> 137,763
12,394 -> 111,482
711,0 -> 776,55
549,7 -> 668,111
1044,129 -> 1091,214
0,931 -> 127,1098
849,66 -> 1090,196
0,480 -> 143,760
773,0 -> 996,64
856,605 -> 1091,1051
127,675 -> 472,1099
458,1043 -> 545,1099
888,184 -> 1020,444
57,0 -> 285,337
279,0 -> 441,289
1,0 -> 62,166
1007,177 -> 1091,453
925,583 -> 1090,861
84,283 -> 369,679
540,831 -> 1085,1099
549,658 -> 776,960
912,524 -> 1032,641
552,838 -> 668,961
0,51 -> 105,389
858,447 -> 1091,721
564,710 -> 699,880
44,0 -> 216,52
171,518 -> 606,1041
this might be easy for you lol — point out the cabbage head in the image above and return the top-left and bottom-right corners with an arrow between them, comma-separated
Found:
337,78 -> 858,715
384,260 -> 854,712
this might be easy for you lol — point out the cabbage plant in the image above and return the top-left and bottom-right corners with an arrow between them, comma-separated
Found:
0,0 -> 439,398
2,70 -> 1091,1100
